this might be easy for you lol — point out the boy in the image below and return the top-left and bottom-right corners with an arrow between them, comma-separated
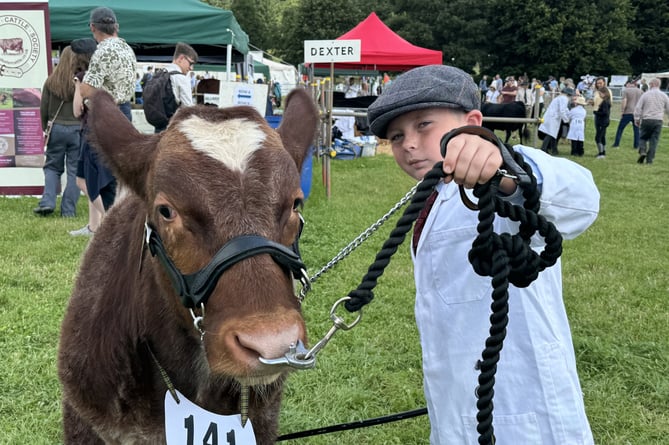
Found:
367,65 -> 599,444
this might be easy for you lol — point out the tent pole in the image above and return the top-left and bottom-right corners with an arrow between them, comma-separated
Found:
226,43 -> 233,81
325,62 -> 334,198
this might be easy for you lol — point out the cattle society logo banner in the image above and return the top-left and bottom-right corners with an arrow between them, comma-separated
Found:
0,14 -> 40,78
0,3 -> 50,185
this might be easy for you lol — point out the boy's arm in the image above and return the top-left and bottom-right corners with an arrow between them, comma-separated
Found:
514,146 -> 599,239
442,133 -> 598,240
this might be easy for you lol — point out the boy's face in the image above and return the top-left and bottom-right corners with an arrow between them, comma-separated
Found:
386,108 -> 482,180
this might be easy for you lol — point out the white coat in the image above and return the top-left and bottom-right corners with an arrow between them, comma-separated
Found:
539,94 -> 571,139
412,146 -> 599,445
567,106 -> 587,141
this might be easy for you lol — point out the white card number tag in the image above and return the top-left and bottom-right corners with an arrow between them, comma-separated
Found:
165,390 -> 256,445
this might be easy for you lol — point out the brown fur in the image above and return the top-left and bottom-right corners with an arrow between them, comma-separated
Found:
58,89 -> 319,444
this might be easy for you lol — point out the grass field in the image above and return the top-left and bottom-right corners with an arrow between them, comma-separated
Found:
1,119 -> 667,444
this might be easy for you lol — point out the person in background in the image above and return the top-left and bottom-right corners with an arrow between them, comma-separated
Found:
612,79 -> 643,149
485,83 -> 499,103
567,95 -> 587,156
133,72 -> 143,104
532,78 -> 545,117
345,76 -> 361,98
70,6 -> 136,235
479,75 -> 489,103
516,80 -> 535,116
140,65 -> 153,89
500,76 -> 518,103
538,87 -> 573,155
639,78 -> 648,92
79,6 -> 136,121
34,46 -> 82,217
593,86 -> 611,158
366,64 -> 598,445
190,71 -> 197,94
634,77 -> 669,164
152,42 -> 198,133
589,77 -> 611,114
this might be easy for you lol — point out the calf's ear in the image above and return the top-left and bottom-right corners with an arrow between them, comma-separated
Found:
277,88 -> 319,171
86,90 -> 159,200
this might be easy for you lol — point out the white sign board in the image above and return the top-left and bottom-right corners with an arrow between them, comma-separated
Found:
609,75 -> 629,87
304,40 -> 361,63
217,81 -> 269,116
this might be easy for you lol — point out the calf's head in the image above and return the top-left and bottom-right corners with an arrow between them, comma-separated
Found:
87,89 -> 318,386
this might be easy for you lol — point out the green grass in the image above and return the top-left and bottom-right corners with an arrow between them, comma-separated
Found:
1,119 -> 668,444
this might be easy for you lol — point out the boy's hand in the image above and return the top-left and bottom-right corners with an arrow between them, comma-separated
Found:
442,133 -> 503,189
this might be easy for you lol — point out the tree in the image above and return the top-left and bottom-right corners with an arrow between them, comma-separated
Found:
276,0 -> 365,65
630,0 -> 669,74
229,0 -> 274,52
201,0 -> 666,78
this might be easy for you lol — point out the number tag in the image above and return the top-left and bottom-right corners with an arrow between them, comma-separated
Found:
165,390 -> 256,445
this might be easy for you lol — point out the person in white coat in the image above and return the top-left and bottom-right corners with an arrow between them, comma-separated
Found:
567,95 -> 587,156
367,65 -> 599,445
538,87 -> 574,154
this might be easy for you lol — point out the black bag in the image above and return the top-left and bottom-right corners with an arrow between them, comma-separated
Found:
142,69 -> 182,128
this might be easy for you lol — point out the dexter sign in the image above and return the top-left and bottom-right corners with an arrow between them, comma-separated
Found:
304,40 -> 361,63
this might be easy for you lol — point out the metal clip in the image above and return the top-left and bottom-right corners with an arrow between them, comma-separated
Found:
496,169 -> 519,180
258,340 -> 315,370
303,297 -> 362,360
258,297 -> 362,370
189,303 -> 205,341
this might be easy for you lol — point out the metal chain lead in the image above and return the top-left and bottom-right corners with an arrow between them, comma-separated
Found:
299,183 -> 418,301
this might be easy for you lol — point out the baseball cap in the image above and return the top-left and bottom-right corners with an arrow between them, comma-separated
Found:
90,7 -> 117,25
368,65 -> 480,138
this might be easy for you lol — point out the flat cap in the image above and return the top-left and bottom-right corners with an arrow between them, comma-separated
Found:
368,65 -> 480,138
71,38 -> 97,55
90,7 -> 117,25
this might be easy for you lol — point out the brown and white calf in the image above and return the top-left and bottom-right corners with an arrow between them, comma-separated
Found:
58,88 -> 319,444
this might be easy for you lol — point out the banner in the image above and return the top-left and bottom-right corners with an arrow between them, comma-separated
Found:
0,1 -> 51,194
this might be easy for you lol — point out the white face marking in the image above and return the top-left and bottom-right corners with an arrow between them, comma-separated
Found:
178,116 -> 267,172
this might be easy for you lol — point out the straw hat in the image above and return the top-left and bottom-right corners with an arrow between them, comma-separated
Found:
574,96 -> 587,106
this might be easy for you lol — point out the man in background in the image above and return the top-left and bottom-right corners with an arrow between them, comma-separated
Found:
80,6 -> 136,121
151,42 -> 198,133
612,79 -> 643,149
634,78 -> 669,164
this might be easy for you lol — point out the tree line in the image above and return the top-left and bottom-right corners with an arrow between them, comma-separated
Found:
205,0 -> 669,80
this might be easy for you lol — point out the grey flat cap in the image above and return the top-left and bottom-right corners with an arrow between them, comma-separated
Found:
368,65 -> 480,138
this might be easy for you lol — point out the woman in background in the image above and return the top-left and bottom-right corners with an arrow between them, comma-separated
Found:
593,86 -> 611,159
34,46 -> 82,217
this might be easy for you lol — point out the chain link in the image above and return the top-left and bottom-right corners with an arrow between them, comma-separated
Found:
299,183 -> 418,301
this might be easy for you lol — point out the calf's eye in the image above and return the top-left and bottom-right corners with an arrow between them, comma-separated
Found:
157,205 -> 175,220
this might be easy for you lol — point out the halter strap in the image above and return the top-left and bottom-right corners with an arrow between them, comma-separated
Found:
145,223 -> 306,308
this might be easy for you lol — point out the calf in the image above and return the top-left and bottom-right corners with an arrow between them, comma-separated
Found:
58,88 -> 318,444
481,100 -> 530,144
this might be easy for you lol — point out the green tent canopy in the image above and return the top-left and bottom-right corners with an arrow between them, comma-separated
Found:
48,0 -> 249,64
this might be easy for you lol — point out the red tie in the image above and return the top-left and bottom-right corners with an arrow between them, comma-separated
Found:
413,190 -> 438,251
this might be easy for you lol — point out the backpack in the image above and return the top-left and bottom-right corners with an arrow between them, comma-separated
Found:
142,69 -> 183,128
139,72 -> 152,88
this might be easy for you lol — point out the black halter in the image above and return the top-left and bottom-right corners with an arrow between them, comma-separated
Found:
144,223 -> 308,308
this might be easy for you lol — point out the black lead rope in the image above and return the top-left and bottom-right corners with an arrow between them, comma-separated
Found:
344,126 -> 562,445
